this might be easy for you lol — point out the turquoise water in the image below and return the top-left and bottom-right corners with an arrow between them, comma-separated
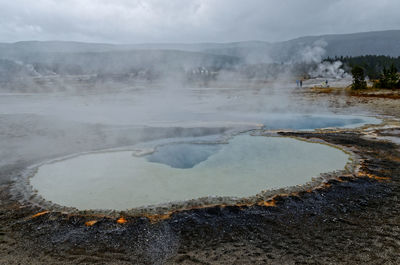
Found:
30,135 -> 350,210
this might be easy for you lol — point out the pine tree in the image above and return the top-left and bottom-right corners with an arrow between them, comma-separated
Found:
375,64 -> 399,88
378,66 -> 389,88
388,64 -> 399,88
351,66 -> 367,90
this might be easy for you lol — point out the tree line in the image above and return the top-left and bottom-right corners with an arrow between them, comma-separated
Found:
325,55 -> 400,79
325,55 -> 400,90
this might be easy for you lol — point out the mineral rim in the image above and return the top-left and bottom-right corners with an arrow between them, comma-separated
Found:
18,133 -> 358,213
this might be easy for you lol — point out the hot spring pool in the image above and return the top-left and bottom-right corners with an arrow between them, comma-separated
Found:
30,135 -> 350,210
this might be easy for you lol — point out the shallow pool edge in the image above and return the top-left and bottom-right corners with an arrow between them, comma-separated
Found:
10,134 -> 360,218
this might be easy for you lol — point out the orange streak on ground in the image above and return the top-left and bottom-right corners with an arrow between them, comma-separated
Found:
358,171 -> 391,181
144,214 -> 172,223
322,183 -> 332,188
116,217 -> 128,224
85,220 -> 98,226
30,211 -> 49,219
257,200 -> 276,207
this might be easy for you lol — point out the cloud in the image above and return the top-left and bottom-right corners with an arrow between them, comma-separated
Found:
0,0 -> 399,43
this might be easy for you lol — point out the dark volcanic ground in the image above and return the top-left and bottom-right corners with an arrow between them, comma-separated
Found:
1,92 -> 400,264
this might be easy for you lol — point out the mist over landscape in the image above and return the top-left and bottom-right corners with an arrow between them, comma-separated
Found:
0,30 -> 400,92
1,1 -> 400,264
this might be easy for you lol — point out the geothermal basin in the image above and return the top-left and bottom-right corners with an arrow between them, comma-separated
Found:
30,134 -> 352,211
27,114 -> 380,211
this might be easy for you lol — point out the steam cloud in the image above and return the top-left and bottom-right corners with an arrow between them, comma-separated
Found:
309,60 -> 350,79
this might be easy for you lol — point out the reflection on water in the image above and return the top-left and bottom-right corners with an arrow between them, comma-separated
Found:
30,135 -> 350,210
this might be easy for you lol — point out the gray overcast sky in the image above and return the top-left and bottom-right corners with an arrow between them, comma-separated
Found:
0,0 -> 399,44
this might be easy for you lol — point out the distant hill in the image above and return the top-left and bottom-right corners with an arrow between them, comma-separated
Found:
202,30 -> 400,62
274,30 -> 400,60
0,30 -> 399,68
0,49 -> 240,81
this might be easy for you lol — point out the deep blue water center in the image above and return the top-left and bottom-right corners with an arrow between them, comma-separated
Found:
146,143 -> 221,169
147,115 -> 375,169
